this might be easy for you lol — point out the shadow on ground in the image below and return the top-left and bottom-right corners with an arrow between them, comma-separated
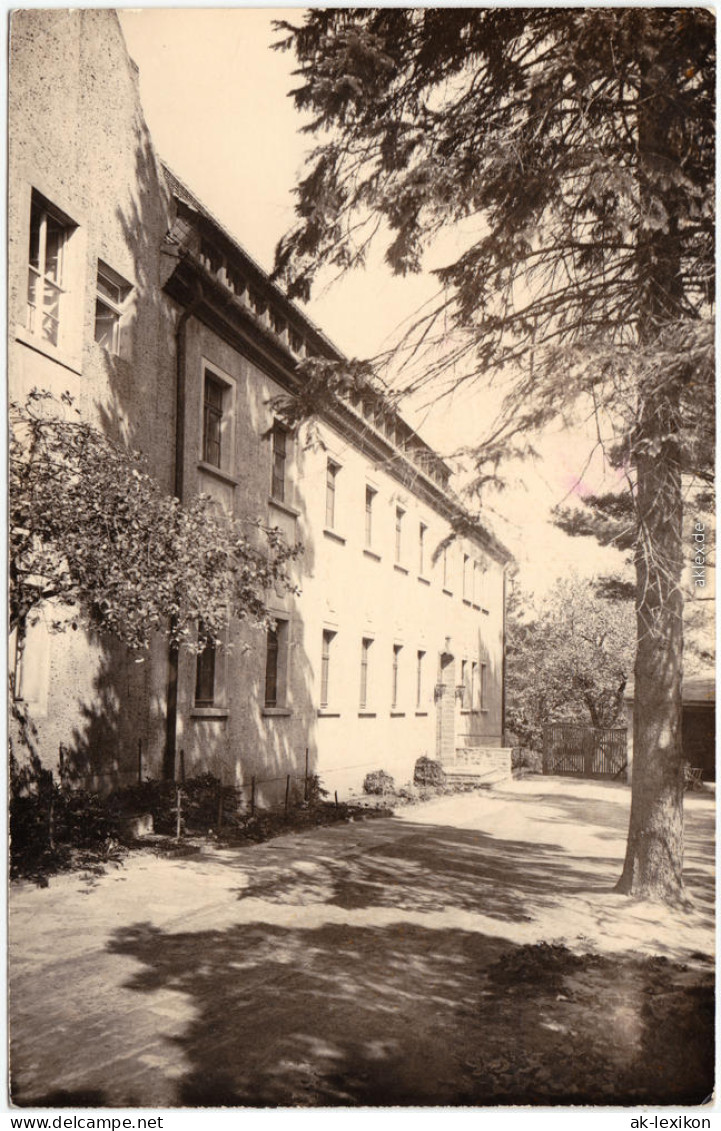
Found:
11,788 -> 715,1108
104,918 -> 713,1107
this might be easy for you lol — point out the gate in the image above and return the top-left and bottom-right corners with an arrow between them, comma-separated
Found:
543,723 -> 627,779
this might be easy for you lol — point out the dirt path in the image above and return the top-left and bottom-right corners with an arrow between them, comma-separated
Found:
9,777 -> 715,1107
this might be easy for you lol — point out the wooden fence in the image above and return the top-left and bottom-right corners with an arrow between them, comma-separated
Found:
542,723 -> 628,780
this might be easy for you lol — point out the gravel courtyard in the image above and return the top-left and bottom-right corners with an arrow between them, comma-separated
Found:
9,776 -> 715,1107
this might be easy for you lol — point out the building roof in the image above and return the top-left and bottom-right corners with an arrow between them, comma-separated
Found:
160,162 -> 513,565
625,673 -> 715,705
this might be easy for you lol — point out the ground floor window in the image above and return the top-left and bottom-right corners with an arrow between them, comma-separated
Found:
321,629 -> 336,708
194,635 -> 216,707
265,619 -> 289,708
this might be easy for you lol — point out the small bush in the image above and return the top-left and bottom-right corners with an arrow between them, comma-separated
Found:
110,773 -> 244,834
10,754 -> 119,880
304,773 -> 329,806
413,756 -> 446,788
363,770 -> 395,795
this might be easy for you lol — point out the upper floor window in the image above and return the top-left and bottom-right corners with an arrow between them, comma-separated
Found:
271,423 -> 287,502
419,523 -> 427,575
203,373 -> 225,468
326,460 -> 340,528
27,192 -> 74,347
365,486 -> 376,547
461,554 -> 473,601
395,507 -> 405,563
480,662 -> 488,710
475,561 -> 485,609
95,261 -> 131,355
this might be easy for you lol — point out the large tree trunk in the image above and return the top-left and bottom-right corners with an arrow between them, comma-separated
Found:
615,46 -> 687,903
616,440 -> 685,901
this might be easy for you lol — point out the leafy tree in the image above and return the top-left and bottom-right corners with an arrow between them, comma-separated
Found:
10,390 -> 300,654
274,9 -> 715,902
506,576 -> 635,751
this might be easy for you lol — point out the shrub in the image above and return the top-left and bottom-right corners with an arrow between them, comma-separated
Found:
363,770 -> 395,795
10,753 -> 118,880
413,756 -> 446,788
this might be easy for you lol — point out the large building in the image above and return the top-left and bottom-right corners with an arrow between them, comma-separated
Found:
9,10 -> 512,803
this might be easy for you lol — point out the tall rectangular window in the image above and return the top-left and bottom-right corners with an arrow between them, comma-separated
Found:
365,486 -> 376,547
360,637 -> 372,709
395,507 -> 404,563
203,373 -> 224,468
194,634 -> 216,707
320,630 -> 335,708
392,644 -> 402,709
461,659 -> 469,709
419,523 -> 427,575
480,662 -> 487,710
95,262 -> 130,354
27,192 -> 72,347
475,561 -> 485,609
264,626 -> 279,707
471,662 -> 478,711
416,650 -> 425,709
271,424 -> 287,501
264,620 -> 288,708
326,460 -> 339,528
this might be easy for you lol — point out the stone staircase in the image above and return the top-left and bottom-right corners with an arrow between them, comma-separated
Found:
442,746 -> 512,785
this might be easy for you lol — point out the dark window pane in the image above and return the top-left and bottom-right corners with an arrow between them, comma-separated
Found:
203,375 -> 224,467
265,626 -> 279,707
95,299 -> 118,351
29,202 -> 41,270
272,425 -> 286,501
195,639 -> 216,706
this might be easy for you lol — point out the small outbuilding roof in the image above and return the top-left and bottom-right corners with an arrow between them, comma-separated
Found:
625,673 -> 715,705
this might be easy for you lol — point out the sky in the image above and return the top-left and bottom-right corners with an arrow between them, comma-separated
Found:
119,8 -> 627,597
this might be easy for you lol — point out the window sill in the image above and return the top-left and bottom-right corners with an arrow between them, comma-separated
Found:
472,603 -> 481,611
198,461 -> 240,486
460,709 -> 480,716
482,608 -> 490,616
462,598 -> 472,607
417,575 -> 431,586
191,706 -> 229,719
317,709 -> 341,718
415,711 -> 429,717
268,496 -> 301,518
393,563 -> 409,575
358,711 -> 376,718
15,324 -> 83,376
390,711 -> 406,718
262,707 -> 292,717
323,527 -> 346,545
442,587 -> 453,597
363,548 -> 381,562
